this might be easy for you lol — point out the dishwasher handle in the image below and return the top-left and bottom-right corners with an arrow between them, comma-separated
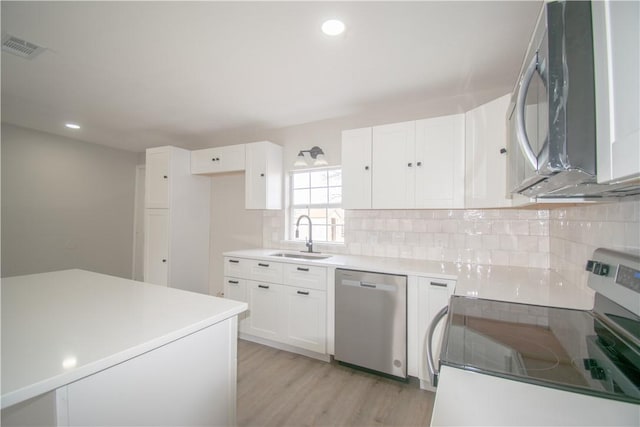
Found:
426,305 -> 449,387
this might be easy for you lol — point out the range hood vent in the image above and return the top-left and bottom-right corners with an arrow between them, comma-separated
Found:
2,34 -> 46,59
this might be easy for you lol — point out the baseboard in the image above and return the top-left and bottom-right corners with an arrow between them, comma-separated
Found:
239,333 -> 331,362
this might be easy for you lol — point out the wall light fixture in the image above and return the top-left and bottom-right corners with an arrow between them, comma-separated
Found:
294,146 -> 328,167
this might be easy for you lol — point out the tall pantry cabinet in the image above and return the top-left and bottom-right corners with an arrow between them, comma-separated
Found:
144,146 -> 211,294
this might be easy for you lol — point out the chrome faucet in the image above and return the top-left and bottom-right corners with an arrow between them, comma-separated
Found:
295,215 -> 314,253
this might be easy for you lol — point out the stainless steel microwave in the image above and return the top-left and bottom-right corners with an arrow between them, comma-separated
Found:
507,0 -> 639,199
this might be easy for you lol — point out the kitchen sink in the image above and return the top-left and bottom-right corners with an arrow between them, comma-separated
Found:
270,252 -> 332,260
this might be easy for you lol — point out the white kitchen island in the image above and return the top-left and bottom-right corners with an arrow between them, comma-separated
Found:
1,269 -> 247,427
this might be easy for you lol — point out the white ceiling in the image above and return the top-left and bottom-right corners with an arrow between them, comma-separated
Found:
1,1 -> 541,153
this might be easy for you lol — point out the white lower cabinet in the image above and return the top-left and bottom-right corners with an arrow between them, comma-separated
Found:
283,286 -> 327,353
224,257 -> 328,357
246,280 -> 283,341
408,275 -> 455,390
144,209 -> 169,287
223,277 -> 248,332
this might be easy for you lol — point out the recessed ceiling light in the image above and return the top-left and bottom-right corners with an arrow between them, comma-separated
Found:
65,123 -> 80,130
322,19 -> 345,36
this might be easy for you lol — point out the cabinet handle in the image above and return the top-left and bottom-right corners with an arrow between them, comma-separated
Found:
228,280 -> 239,284
228,259 -> 239,264
407,162 -> 413,167
500,148 -> 507,154
162,259 -> 167,263
297,267 -> 310,272
430,281 -> 447,288
260,173 -> 265,177
417,161 -> 422,166
258,284 -> 270,289
258,263 -> 269,267
364,166 -> 370,171
163,175 -> 168,179
297,290 -> 310,295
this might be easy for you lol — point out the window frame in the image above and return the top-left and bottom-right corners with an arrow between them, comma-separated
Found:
289,166 -> 344,244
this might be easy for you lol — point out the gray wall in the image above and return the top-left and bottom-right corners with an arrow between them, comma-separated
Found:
1,124 -> 138,278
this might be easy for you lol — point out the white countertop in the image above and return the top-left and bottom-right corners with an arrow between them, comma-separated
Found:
1,269 -> 247,409
224,249 -> 594,309
431,366 -> 639,426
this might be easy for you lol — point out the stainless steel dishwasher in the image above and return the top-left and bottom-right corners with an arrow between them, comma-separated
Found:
334,268 -> 407,379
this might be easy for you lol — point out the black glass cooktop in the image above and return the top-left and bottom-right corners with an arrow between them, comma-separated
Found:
440,295 -> 640,404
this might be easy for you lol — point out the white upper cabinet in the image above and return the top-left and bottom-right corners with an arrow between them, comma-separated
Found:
592,0 -> 640,184
342,114 -> 464,209
415,114 -> 465,208
372,121 -> 417,209
464,94 -> 513,208
191,145 -> 246,175
145,148 -> 170,209
341,127 -> 372,209
245,141 -> 283,210
370,115 -> 464,209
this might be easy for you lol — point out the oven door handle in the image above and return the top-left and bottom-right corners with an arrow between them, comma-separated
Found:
515,53 -> 539,171
426,305 -> 449,387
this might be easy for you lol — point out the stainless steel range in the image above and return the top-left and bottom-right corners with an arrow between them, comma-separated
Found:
432,248 -> 640,404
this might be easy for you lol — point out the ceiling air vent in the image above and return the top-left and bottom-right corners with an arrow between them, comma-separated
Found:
2,34 -> 46,59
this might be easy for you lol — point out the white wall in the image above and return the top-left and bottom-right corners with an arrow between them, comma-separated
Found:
1,124 -> 138,278
208,172 -> 263,296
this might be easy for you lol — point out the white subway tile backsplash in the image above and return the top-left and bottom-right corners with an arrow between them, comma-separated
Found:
549,199 -> 640,292
264,199 -> 638,275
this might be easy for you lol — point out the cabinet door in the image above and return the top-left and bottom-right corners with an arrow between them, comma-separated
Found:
191,145 -> 246,175
144,209 -> 169,286
415,114 -> 465,208
246,280 -> 283,341
465,95 -> 512,208
372,121 -> 416,209
417,277 -> 455,389
593,0 -> 640,183
283,287 -> 327,353
145,149 -> 170,209
245,141 -> 283,210
341,127 -> 372,209
224,277 -> 247,333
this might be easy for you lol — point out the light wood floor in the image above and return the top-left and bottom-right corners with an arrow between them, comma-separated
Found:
237,340 -> 435,427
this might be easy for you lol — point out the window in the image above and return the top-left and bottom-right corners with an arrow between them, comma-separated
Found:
290,167 -> 344,243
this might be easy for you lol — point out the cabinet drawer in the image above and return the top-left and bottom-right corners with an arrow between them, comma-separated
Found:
247,260 -> 283,284
224,257 -> 249,278
191,145 -> 246,175
283,263 -> 327,291
223,276 -> 247,302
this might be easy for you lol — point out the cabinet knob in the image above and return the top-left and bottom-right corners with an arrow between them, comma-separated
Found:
260,173 -> 265,177
163,175 -> 168,179
407,162 -> 413,167
364,166 -> 370,171
417,161 -> 422,166
162,259 -> 167,263
500,148 -> 507,154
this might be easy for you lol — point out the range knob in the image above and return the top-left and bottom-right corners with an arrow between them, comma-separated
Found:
585,260 -> 610,276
